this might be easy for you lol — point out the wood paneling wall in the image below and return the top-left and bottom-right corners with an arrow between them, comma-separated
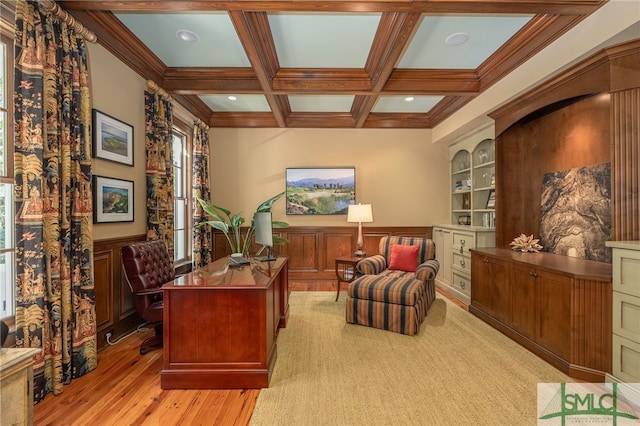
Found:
611,87 -> 640,241
94,226 -> 431,350
213,226 -> 432,279
94,234 -> 146,350
490,39 -> 640,248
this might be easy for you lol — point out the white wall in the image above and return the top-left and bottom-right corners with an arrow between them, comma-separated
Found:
209,128 -> 450,227
88,42 -> 150,240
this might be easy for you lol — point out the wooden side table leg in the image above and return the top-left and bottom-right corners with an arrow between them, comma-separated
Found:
335,279 -> 341,301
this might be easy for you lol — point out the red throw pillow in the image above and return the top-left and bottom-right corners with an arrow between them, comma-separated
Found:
388,244 -> 420,272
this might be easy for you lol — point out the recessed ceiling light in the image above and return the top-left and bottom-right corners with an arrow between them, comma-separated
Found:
228,96 -> 237,101
176,29 -> 199,43
404,96 -> 414,102
445,32 -> 470,46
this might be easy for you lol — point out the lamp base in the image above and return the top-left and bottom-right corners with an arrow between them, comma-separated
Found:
353,249 -> 366,257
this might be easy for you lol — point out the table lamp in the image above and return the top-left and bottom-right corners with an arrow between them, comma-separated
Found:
347,203 -> 373,257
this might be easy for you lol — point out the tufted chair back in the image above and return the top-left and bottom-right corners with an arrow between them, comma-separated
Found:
121,239 -> 174,353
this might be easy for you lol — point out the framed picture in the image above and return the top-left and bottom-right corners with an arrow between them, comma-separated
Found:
286,167 -> 355,215
486,189 -> 496,209
93,176 -> 134,223
92,109 -> 134,166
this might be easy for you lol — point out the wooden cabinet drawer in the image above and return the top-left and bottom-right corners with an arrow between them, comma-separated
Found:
613,248 -> 640,297
452,231 -> 475,253
452,271 -> 471,296
452,252 -> 470,273
613,291 -> 640,341
612,334 -> 640,383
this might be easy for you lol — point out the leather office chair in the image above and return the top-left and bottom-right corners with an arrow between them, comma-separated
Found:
121,239 -> 175,354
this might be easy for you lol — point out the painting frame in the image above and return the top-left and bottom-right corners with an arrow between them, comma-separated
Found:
93,175 -> 134,223
285,167 -> 356,215
92,109 -> 134,166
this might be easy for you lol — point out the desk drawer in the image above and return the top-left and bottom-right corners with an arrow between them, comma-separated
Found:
452,231 -> 475,254
612,334 -> 640,383
613,248 -> 640,297
613,291 -> 640,341
452,271 -> 471,297
452,252 -> 470,273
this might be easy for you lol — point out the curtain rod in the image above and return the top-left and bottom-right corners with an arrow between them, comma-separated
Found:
40,0 -> 97,43
146,80 -> 174,102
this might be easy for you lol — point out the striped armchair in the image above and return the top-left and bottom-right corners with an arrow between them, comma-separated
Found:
346,236 -> 439,335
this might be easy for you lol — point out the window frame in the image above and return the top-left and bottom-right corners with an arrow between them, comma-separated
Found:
0,2 -> 16,334
172,119 -> 193,267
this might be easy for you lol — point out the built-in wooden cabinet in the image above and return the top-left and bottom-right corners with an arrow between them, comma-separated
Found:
434,225 -> 495,303
470,248 -> 612,381
450,138 -> 495,228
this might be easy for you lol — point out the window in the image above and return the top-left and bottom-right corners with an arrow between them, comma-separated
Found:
172,121 -> 192,266
0,21 -> 15,319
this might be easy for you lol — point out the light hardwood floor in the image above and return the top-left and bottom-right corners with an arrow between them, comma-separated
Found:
34,286 -> 466,425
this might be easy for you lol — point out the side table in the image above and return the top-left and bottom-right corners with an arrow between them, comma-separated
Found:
335,256 -> 361,301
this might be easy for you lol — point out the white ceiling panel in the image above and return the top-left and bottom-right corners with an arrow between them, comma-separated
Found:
200,95 -> 271,112
398,15 -> 533,69
268,13 -> 381,68
372,96 -> 444,113
288,95 -> 355,112
115,13 -> 251,67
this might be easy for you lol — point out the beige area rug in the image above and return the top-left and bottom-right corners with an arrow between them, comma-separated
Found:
250,291 -> 572,426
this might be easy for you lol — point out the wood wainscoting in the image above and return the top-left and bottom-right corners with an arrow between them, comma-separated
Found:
94,234 -> 147,351
212,226 -> 433,280
94,226 -> 432,350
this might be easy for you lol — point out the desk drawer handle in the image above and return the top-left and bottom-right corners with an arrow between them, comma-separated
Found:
459,280 -> 466,289
459,259 -> 466,267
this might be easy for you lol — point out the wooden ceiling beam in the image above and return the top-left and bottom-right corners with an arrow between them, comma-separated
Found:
229,10 -> 287,127
164,68 -> 262,93
59,1 -> 605,15
384,69 -> 480,94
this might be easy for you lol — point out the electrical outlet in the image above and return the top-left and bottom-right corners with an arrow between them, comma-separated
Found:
105,332 -> 112,342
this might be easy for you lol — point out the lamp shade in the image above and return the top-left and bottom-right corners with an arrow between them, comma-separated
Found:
347,204 -> 373,223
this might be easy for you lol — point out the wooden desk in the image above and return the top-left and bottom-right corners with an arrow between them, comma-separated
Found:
161,256 -> 289,389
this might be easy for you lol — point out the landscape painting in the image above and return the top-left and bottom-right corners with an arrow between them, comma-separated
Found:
92,109 -> 134,166
93,176 -> 134,223
286,168 -> 355,215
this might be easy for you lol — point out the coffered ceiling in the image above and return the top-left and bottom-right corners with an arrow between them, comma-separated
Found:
58,1 -> 607,129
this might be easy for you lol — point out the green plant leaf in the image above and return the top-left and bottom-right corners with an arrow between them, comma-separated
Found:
256,191 -> 285,212
200,220 -> 229,234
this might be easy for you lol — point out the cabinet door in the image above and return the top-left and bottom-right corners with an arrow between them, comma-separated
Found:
471,252 -> 509,321
434,228 -> 451,285
509,263 -> 536,339
536,270 -> 571,360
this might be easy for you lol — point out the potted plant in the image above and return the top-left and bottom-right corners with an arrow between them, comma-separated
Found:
196,192 -> 289,257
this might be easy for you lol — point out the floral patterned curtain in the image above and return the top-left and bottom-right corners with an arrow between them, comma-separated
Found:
144,88 -> 174,256
13,0 -> 97,403
192,120 -> 211,268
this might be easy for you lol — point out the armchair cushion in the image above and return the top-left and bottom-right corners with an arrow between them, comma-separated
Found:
388,243 -> 419,272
